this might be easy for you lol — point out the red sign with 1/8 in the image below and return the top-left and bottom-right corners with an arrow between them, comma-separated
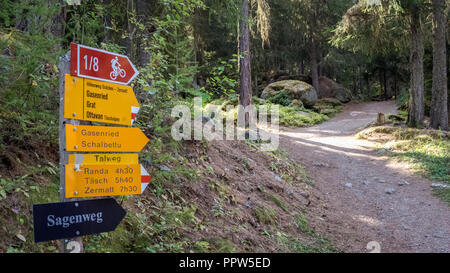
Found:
70,43 -> 139,85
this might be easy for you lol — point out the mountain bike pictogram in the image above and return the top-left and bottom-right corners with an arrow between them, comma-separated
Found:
110,57 -> 126,80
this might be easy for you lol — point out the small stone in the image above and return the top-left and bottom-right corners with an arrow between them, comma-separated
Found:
363,180 -> 371,185
376,148 -> 387,155
271,172 -> 283,182
16,234 -> 26,242
385,188 -> 396,194
286,189 -> 294,195
313,162 -> 329,167
299,191 -> 310,198
160,165 -> 171,171
245,200 -> 252,208
345,183 -> 353,188
431,183 -> 450,189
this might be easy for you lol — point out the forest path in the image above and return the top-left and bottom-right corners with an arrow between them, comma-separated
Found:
278,101 -> 450,253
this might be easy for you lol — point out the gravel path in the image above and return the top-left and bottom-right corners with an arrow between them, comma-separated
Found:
279,101 -> 450,253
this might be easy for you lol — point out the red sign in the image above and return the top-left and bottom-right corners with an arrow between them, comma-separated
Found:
70,43 -> 139,85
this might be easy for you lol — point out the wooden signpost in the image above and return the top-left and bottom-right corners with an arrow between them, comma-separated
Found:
33,43 -> 151,252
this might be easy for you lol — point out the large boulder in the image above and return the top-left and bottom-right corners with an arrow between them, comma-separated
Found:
261,80 -> 318,107
318,76 -> 352,103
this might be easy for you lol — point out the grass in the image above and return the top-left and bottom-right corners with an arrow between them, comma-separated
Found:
267,193 -> 288,212
266,148 -> 314,186
277,105 -> 329,128
293,213 -> 313,235
276,213 -> 337,253
358,126 -> 450,205
255,207 -> 278,226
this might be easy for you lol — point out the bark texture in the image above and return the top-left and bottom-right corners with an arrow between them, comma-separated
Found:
239,0 -> 252,124
407,12 -> 425,128
430,0 -> 448,130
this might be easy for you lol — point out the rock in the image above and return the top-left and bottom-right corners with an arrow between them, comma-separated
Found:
160,165 -> 171,171
288,99 -> 304,108
313,162 -> 329,167
261,80 -> 318,107
334,88 -> 353,103
373,177 -> 386,183
376,148 -> 387,155
319,98 -> 342,106
299,191 -> 310,199
385,188 -> 396,194
431,183 -> 450,189
318,76 -> 352,103
363,180 -> 371,185
16,234 -> 26,242
345,183 -> 353,188
273,174 -> 283,183
286,189 -> 294,195
398,180 -> 410,186
245,200 -> 252,208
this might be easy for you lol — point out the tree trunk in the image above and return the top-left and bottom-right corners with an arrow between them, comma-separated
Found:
126,0 -> 135,59
430,0 -> 448,130
104,0 -> 112,42
239,0 -> 252,124
136,0 -> 152,66
310,38 -> 320,95
407,12 -> 425,128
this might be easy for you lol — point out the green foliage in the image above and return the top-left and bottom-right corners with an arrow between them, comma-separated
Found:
293,213 -> 313,235
390,135 -> 449,183
202,57 -> 239,101
65,1 -> 106,46
255,207 -> 277,225
267,91 -> 291,106
267,193 -> 288,212
277,105 -> 329,128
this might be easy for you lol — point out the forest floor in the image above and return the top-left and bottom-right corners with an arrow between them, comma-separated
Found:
277,101 -> 450,253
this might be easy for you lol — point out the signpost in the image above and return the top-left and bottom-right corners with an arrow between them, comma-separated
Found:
34,43 -> 149,252
64,74 -> 140,126
65,124 -> 149,152
33,198 -> 126,243
70,43 -> 139,85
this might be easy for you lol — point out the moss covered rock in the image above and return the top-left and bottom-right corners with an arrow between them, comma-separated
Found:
261,80 -> 318,107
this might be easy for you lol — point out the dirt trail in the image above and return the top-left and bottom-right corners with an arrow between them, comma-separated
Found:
279,101 -> 450,253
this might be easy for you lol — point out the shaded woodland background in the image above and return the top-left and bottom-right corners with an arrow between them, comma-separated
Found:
0,0 -> 448,129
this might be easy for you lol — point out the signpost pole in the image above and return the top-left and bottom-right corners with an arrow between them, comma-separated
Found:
58,51 -> 84,253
